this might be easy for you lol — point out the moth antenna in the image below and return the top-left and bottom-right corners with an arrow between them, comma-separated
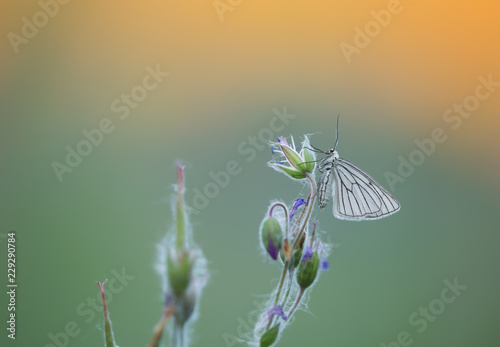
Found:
333,114 -> 340,151
299,158 -> 323,166
306,145 -> 326,153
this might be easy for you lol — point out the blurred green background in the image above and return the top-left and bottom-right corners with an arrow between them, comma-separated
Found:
1,1 -> 499,346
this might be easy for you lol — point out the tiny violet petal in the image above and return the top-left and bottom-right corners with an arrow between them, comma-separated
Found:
271,146 -> 275,154
321,256 -> 329,271
267,305 -> 288,325
301,246 -> 314,263
289,198 -> 306,221
268,235 -> 278,260
164,292 -> 172,308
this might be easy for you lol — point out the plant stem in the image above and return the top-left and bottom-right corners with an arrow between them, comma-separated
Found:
287,288 -> 305,318
176,163 -> 185,251
178,324 -> 184,347
172,321 -> 184,347
280,272 -> 294,309
292,173 -> 316,250
273,260 -> 289,306
147,305 -> 174,347
269,202 -> 289,237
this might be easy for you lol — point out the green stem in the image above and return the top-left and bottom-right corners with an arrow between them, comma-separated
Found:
147,305 -> 173,347
172,321 -> 184,347
265,265 -> 289,331
269,202 -> 289,237
287,288 -> 305,318
273,260 -> 289,306
292,173 -> 316,250
178,324 -> 184,347
280,272 -> 294,308
176,165 -> 185,251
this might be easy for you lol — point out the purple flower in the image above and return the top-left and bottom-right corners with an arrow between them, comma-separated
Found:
321,256 -> 329,271
289,198 -> 306,221
267,305 -> 288,325
301,246 -> 314,263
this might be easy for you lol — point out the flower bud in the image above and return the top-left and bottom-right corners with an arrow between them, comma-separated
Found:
260,324 -> 280,347
296,246 -> 320,289
280,143 -> 304,172
300,138 -> 316,173
260,217 -> 283,260
268,136 -> 315,180
167,250 -> 193,296
97,281 -> 117,347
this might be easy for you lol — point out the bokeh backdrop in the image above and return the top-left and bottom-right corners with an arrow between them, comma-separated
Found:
1,1 -> 499,346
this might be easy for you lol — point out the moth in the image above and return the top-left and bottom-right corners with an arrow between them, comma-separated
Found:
310,117 -> 400,221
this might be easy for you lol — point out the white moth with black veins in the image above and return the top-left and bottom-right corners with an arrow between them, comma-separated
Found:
312,117 -> 400,221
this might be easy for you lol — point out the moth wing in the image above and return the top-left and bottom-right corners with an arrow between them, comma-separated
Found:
332,158 -> 400,221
